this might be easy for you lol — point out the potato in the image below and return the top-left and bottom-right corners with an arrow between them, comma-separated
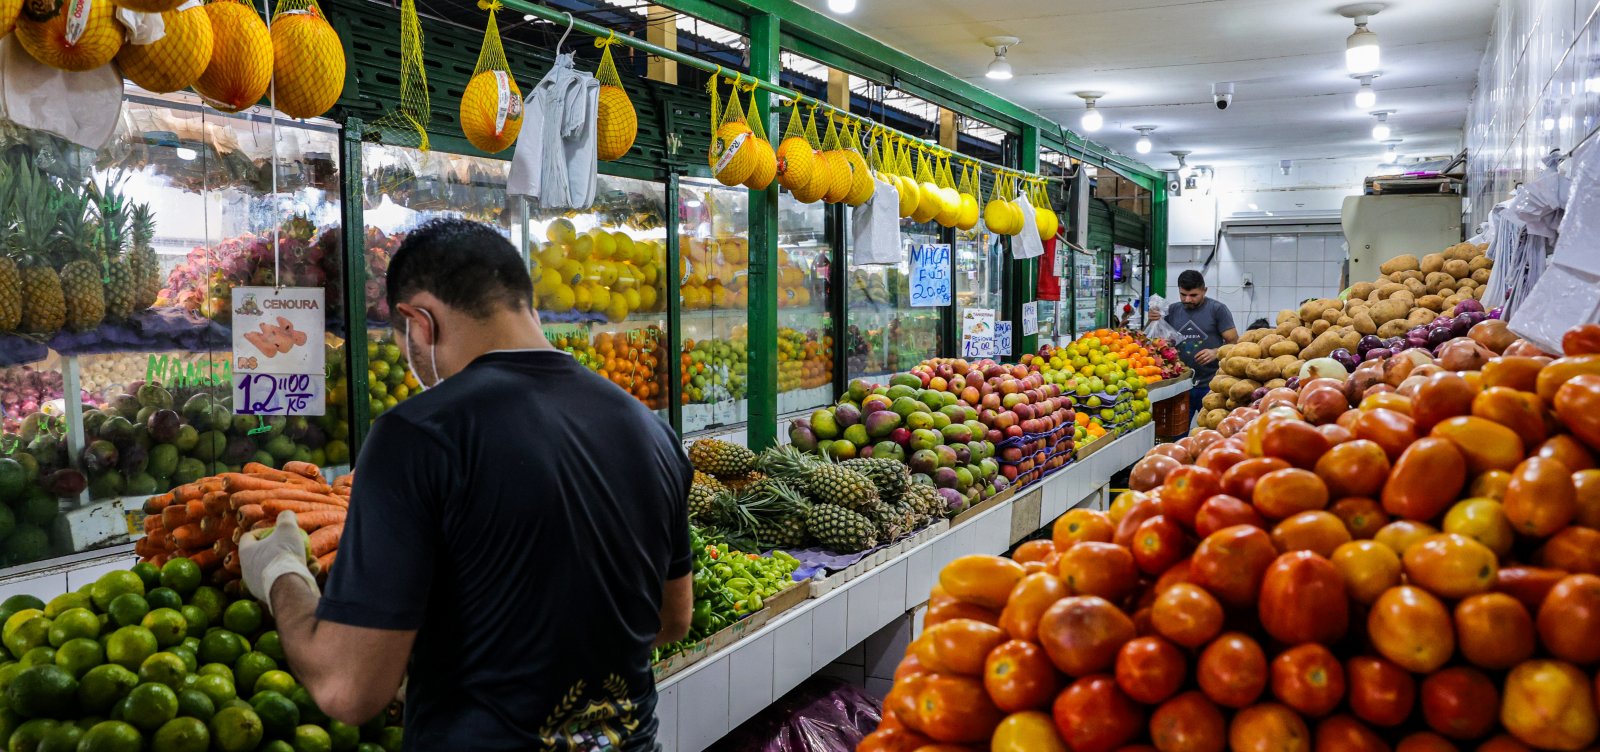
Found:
1223,398 -> 1239,411
1202,392 -> 1226,412
1416,294 -> 1445,312
1258,333 -> 1286,351
1446,293 -> 1467,308
1223,357 -> 1250,378
1339,330 -> 1362,352
1376,282 -> 1405,299
1456,277 -> 1477,290
1403,278 -> 1428,298
1336,314 -> 1354,327
1229,379 -> 1261,403
1247,359 -> 1282,382
1407,308 -> 1437,327
1353,311 -> 1377,335
1421,253 -> 1445,274
1211,374 -> 1235,393
1396,270 -> 1426,285
1378,320 -> 1410,339
1243,329 -> 1272,343
1277,317 -> 1303,337
1424,272 -> 1453,294
1369,298 -> 1410,325
1438,288 -> 1456,300
1268,340 -> 1300,357
1381,254 -> 1421,275
1443,259 -> 1470,279
1283,359 -> 1305,379
1265,378 -> 1287,390
1303,329 -> 1345,360
1206,408 -> 1228,427
1299,299 -> 1330,322
1349,282 -> 1376,301
1469,255 -> 1493,272
1232,342 -> 1263,359
1312,319 -> 1332,336
1472,268 -> 1492,284
1290,327 -> 1314,347
1445,244 -> 1476,261
1473,286 -> 1487,300
1320,308 -> 1342,324
1277,309 -> 1300,325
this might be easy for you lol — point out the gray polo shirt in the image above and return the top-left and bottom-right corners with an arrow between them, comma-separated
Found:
1166,298 -> 1236,384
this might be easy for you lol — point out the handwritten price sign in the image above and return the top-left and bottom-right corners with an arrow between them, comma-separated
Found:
233,373 -> 325,416
909,243 -> 952,307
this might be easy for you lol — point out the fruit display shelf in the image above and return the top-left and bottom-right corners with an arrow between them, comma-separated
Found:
1146,372 -> 1196,404
652,423 -> 1154,752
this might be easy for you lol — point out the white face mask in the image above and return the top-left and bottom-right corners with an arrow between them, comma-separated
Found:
404,308 -> 443,391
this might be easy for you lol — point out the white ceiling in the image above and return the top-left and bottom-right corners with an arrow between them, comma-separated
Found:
800,0 -> 1498,172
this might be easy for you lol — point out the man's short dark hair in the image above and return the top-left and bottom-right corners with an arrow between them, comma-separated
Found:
1178,270 -> 1206,291
386,218 -> 531,318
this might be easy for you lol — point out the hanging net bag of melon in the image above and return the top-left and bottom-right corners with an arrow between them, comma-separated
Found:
594,32 -> 637,162
369,0 -> 430,150
933,154 -> 961,228
775,100 -> 815,194
1033,178 -> 1060,242
816,112 -> 850,205
791,104 -> 829,204
955,161 -> 980,232
740,82 -> 777,190
707,72 -> 756,187
984,169 -> 1011,235
460,1 -> 521,154
911,145 -> 942,224
268,0 -> 346,119
889,136 -> 916,218
840,119 -> 873,206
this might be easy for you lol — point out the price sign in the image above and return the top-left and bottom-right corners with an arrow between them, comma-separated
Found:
909,243 -> 952,307
961,308 -> 996,359
1022,301 -> 1039,336
232,287 -> 325,416
994,321 -> 1013,356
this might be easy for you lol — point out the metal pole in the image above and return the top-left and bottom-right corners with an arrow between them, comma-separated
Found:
745,11 -> 780,450
339,119 -> 371,457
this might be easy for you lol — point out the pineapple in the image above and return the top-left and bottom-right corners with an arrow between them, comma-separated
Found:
803,463 -> 880,511
723,471 -> 766,494
688,471 -> 724,520
689,438 -> 757,478
754,443 -> 821,482
0,163 -> 22,332
860,499 -> 905,541
54,188 -> 105,333
841,457 -> 910,504
128,203 -> 160,310
92,179 -> 137,321
903,483 -> 948,521
739,478 -> 812,551
9,162 -> 65,335
805,504 -> 877,553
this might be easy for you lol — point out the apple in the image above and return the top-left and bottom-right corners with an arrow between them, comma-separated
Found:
890,427 -> 912,446
981,393 -> 1002,411
960,386 -> 980,405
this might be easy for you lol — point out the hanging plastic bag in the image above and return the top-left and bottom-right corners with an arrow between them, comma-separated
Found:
593,33 -> 636,161
460,0 -> 521,153
1012,187 -> 1044,259
740,82 -> 777,190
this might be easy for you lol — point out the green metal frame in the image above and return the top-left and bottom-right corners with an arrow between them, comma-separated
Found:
746,12 -> 782,450
339,119 -> 372,453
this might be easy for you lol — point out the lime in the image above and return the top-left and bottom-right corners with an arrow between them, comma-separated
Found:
109,694 -> 132,723
7,664 -> 77,718
198,632 -> 248,667
129,563 -> 160,593
166,646 -> 197,674
124,683 -> 177,733
144,589 -> 181,613
177,606 -> 207,638
4,611 -> 49,660
180,637 -> 199,654
253,670 -> 296,697
76,720 -> 143,752
150,716 -> 209,752
77,664 -> 138,713
47,608 -> 100,648
0,661 -> 24,707
186,588 -> 224,625
53,638 -> 103,679
90,572 -> 146,613
192,674 -> 235,707
140,610 -> 187,648
250,691 -> 299,739
287,686 -> 327,726
8,718 -> 58,751
263,742 -> 296,752
175,689 -> 214,722
254,632 -> 284,663
0,597 -> 42,616
232,653 -> 275,700
157,560 -> 201,598
0,709 -> 17,746
357,745 -> 384,752
104,627 -> 158,671
106,595 -> 150,630
376,726 -> 402,752
327,720 -> 359,751
220,602 -> 262,637
291,724 -> 332,752
221,697 -> 253,713
197,664 -> 233,682
34,723 -> 82,752
18,647 -> 53,669
136,653 -> 186,690
42,592 -> 90,619
208,707 -> 263,752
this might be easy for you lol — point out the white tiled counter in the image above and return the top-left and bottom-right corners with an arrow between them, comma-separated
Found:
1147,374 -> 1195,404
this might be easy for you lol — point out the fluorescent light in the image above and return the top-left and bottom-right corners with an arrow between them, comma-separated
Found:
1355,88 -> 1376,109
1081,108 -> 1102,132
827,0 -> 856,13
1372,122 -> 1390,140
986,58 -> 1013,80
1346,23 -> 1380,73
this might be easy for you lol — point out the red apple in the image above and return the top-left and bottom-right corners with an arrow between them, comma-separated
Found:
987,429 -> 1003,443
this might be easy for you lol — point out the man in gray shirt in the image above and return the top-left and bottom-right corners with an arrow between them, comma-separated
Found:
1150,270 -> 1238,423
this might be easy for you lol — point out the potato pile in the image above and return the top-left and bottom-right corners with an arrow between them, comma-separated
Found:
1198,241 -> 1491,429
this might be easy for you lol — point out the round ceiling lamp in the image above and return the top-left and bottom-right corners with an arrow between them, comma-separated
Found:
1076,91 -> 1105,132
1340,3 -> 1386,74
982,36 -> 1019,80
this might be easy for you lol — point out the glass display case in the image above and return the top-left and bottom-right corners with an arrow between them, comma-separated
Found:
679,178 -> 749,434
1111,245 -> 1147,330
1073,249 -> 1109,337
954,227 -> 1004,350
845,218 -> 944,382
776,194 -> 834,414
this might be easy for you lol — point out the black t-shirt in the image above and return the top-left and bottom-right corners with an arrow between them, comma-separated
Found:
318,350 -> 692,752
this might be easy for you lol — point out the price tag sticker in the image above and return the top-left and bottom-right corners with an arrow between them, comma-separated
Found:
909,243 -> 952,307
232,287 -> 326,416
232,373 -> 325,416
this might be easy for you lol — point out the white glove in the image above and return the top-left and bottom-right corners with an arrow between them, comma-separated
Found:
238,511 -> 320,615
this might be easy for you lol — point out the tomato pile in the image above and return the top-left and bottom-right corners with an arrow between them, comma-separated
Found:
861,322 -> 1600,752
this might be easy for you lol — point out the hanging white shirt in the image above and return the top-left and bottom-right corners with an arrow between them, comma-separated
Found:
507,52 -> 598,210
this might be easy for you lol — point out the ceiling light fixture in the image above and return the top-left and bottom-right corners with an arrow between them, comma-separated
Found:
1133,125 -> 1156,154
1370,110 -> 1394,141
1170,150 -> 1192,179
1340,4 -> 1385,74
1076,91 -> 1105,132
827,0 -> 857,13
1379,138 -> 1403,165
1351,72 -> 1380,109
982,36 -> 1018,80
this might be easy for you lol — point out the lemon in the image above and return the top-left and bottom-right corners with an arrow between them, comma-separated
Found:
208,706 -> 263,752
108,595 -> 150,629
5,610 -> 49,660
125,682 -> 178,733
252,670 -> 296,698
48,608 -> 100,646
141,609 -> 186,648
222,602 -> 262,636
78,664 -> 139,714
44,592 -> 91,619
152,716 -> 210,752
79,720 -> 144,752
106,627 -> 158,671
92,572 -> 146,613
54,638 -> 104,679
138,653 -> 188,689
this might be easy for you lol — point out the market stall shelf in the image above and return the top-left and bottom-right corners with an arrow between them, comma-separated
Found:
1146,373 -> 1195,403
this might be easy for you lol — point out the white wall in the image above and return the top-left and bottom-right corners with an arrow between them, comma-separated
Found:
1164,233 -> 1346,331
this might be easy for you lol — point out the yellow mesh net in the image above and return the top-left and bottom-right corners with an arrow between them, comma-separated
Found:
459,1 -> 521,153
472,0 -> 508,76
370,0 -> 429,149
595,31 -> 623,87
744,82 -> 766,142
269,0 -> 346,119
594,33 -> 637,161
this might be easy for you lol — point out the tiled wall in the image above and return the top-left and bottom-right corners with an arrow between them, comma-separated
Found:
1467,0 -> 1600,226
1164,232 -> 1347,328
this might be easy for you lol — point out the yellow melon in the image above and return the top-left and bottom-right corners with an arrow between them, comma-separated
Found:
934,186 -> 961,227
460,70 -> 522,153
115,3 -> 211,93
270,9 -> 344,119
793,150 -> 830,204
596,84 -> 636,161
711,121 -> 756,187
984,198 -> 1012,233
742,137 -> 777,191
1,0 -> 20,39
956,193 -> 980,231
116,0 -> 181,13
821,150 -> 853,204
913,180 -> 942,223
843,151 -> 874,206
192,1 -> 271,113
1037,207 -> 1060,242
775,136 -> 814,191
16,0 -> 123,72
896,176 -> 919,218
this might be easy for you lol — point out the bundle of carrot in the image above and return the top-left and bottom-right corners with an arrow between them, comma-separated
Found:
136,460 -> 352,587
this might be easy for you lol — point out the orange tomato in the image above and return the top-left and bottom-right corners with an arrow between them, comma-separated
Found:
1314,715 -> 1389,752
916,619 -> 1007,675
1368,585 -> 1454,673
1115,636 -> 1187,705
1329,497 -> 1390,539
1149,691 -> 1226,752
1469,469 -> 1511,500
990,710 -> 1068,752
1052,675 -> 1145,752
1453,593 -> 1535,670
1402,533 -> 1498,599
1053,509 -> 1115,551
1500,660 -> 1598,750
1431,416 -> 1526,474
1315,440 -> 1392,500
1573,469 -> 1600,528
1197,632 -> 1268,709
1331,540 -> 1403,604
1536,573 -> 1600,664
1420,667 -> 1499,741
984,640 -> 1061,713
856,727 -> 933,752
1160,465 -> 1222,530
925,595 -> 1000,629
998,572 -> 1066,643
1346,655 -> 1416,728
1058,542 -> 1140,603
1494,565 -> 1569,613
939,555 -> 1025,610
1261,418 -> 1332,469
1382,437 -> 1468,522
1470,387 -> 1547,447
1036,595 -> 1136,678
1480,356 -> 1550,392
913,674 -> 1004,743
1373,520 -> 1440,556
1441,498 -> 1514,558
1150,558 -> 1194,597
1355,408 -> 1418,462
1150,583 -> 1223,648
1012,539 -> 1055,564
1271,510 -> 1352,557
1411,371 -> 1474,433
1270,643 -> 1345,718
1476,734 -> 1534,752
1503,456 -> 1576,537
1228,703 -> 1311,752
1189,524 -> 1279,608
1535,434 -> 1597,472
1222,457 -> 1293,502
1258,550 -> 1348,645
1534,526 -> 1600,575
1194,494 -> 1265,537
1396,732 -> 1460,752
1534,353 -> 1600,403
1562,323 -> 1600,354
1131,515 -> 1190,576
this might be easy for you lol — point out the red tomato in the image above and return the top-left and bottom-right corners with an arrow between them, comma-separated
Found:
1561,323 -> 1600,355
1369,586 -> 1454,673
1149,691 -> 1225,752
1315,440 -> 1392,499
856,727 -> 933,752
1420,667 -> 1499,741
984,640 -> 1061,713
1493,565 -> 1568,612
1396,732 -> 1460,752
1504,456 -> 1577,536
1270,643 -> 1346,717
924,594 -> 1001,629
1013,539 -> 1056,564
1190,525 -> 1278,608
1222,457 -> 1292,501
1197,632 -> 1268,708
1254,468 -> 1333,521
1346,656 -> 1416,728
1150,583 -> 1223,648
1258,551 -> 1349,645
1161,465 -> 1222,530
1536,573 -> 1600,664
1453,593 -> 1536,670
1262,418 -> 1332,469
1058,541 -> 1140,604
1355,408 -> 1418,462
1197,441 -> 1249,474
1271,510 -> 1353,557
1412,371 -> 1475,434
912,674 -> 1004,743
1229,703 -> 1311,752
1382,438 -> 1467,522
1195,494 -> 1266,537
1052,675 -> 1145,752
991,710 -> 1068,752
1053,509 -> 1115,551
998,572 -> 1067,643
1476,735 -> 1534,752
1115,636 -> 1187,705
916,619 -> 1008,675
1037,596 -> 1136,677
1132,515 -> 1190,576
1315,715 -> 1390,752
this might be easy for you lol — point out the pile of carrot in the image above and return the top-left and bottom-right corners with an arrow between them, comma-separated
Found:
136,460 -> 352,585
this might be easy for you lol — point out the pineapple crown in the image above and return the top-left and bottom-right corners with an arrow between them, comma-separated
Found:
7,159 -> 67,267
88,173 -> 134,263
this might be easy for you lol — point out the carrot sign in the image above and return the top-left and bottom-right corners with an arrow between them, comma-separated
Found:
231,286 -> 327,417
243,316 -> 309,357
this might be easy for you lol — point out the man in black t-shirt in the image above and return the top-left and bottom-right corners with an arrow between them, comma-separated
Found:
240,218 -> 694,751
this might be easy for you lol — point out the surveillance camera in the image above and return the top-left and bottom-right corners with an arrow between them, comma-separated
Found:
1167,179 -> 1182,195
1213,82 -> 1235,110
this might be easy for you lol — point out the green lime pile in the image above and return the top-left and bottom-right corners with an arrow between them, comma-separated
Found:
0,558 -> 404,751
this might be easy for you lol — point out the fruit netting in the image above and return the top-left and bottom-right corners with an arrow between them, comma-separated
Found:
458,0 -> 521,152
369,0 -> 429,149
471,0 -> 508,79
594,31 -> 623,88
743,82 -> 767,143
